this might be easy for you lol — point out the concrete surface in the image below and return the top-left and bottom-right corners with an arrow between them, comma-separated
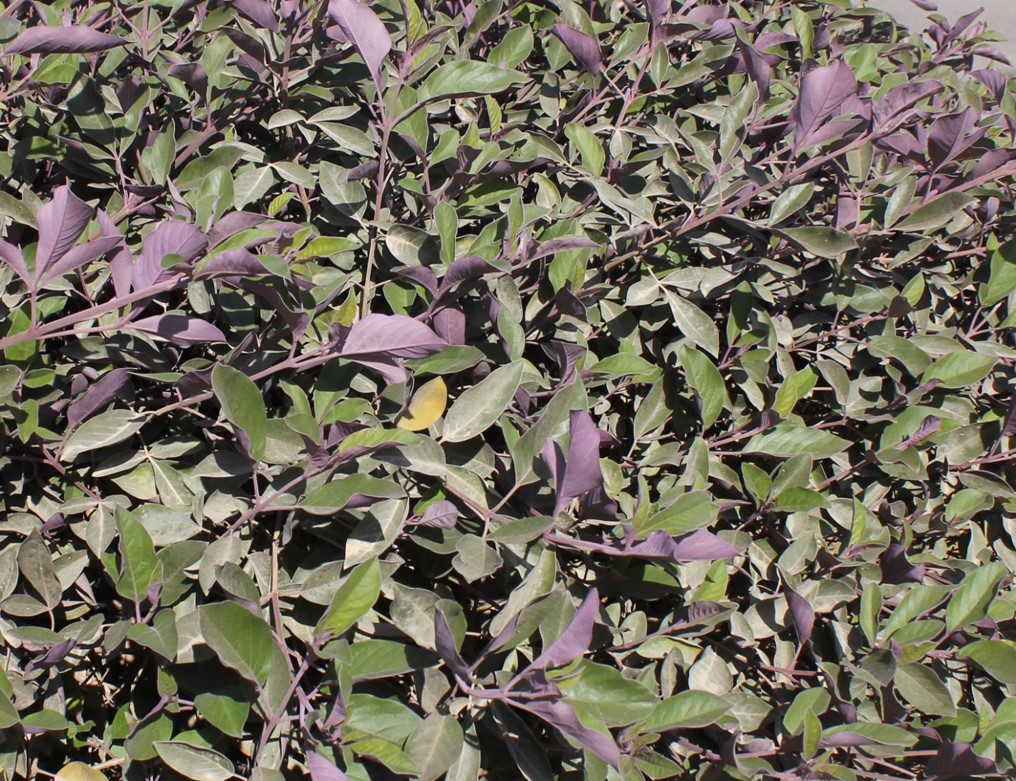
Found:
869,0 -> 1016,64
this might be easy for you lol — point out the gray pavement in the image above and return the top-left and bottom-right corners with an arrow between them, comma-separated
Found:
870,0 -> 1016,64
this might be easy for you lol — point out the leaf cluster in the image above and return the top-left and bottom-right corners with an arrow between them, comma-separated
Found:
0,1 -> 1015,780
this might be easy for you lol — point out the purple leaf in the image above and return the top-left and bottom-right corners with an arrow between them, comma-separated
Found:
129,315 -> 226,346
972,70 -> 1007,100
512,698 -> 620,768
66,368 -> 133,430
328,0 -> 392,92
532,588 -> 599,670
528,237 -> 600,262
306,752 -> 349,781
645,0 -> 670,28
432,306 -> 465,345
664,530 -> 739,562
341,314 -> 445,359
820,731 -> 888,748
439,256 -> 496,293
397,266 -> 438,296
929,742 -> 996,779
793,61 -> 858,151
928,108 -> 983,169
412,500 -> 459,528
196,249 -> 269,278
552,25 -> 602,76
736,36 -> 771,98
206,211 -> 269,245
785,585 -> 815,646
232,0 -> 279,31
136,221 -> 207,290
1002,396 -> 1016,438
944,8 -> 983,46
546,527 -> 738,563
0,239 -> 30,286
873,80 -> 942,126
33,638 -> 76,669
35,186 -> 94,282
880,544 -> 926,585
896,415 -> 941,450
38,235 -> 121,287
97,210 -> 132,300
481,612 -> 521,659
554,411 -> 605,515
4,26 -> 126,55
434,609 -> 472,684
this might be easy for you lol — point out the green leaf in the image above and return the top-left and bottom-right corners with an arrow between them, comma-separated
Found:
154,741 -> 235,781
780,227 -> 858,258
744,423 -> 849,458
773,367 -> 818,418
895,663 -> 956,716
195,691 -> 251,738
958,640 -> 1016,685
783,688 -> 831,735
945,563 -> 1006,632
769,182 -> 815,225
199,602 -> 276,685
922,351 -> 996,389
0,691 -> 19,729
316,557 -> 381,639
640,690 -> 731,732
115,507 -> 160,602
565,124 -> 605,177
17,529 -> 62,609
301,475 -> 404,515
404,713 -> 465,781
635,491 -> 715,537
127,609 -> 178,660
661,286 -> 719,357
350,639 -> 438,680
895,193 -> 974,232
680,346 -> 726,427
981,239 -> 1016,306
882,585 -> 952,640
419,62 -> 527,101
61,409 -> 145,462
559,662 -> 656,727
443,360 -> 523,442
211,364 -> 267,460
821,722 -> 917,747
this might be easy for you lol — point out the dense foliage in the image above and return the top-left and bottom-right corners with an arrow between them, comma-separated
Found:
1,0 -> 1016,779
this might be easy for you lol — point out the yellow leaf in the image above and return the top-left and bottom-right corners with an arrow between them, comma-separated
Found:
56,763 -> 107,781
397,377 -> 447,431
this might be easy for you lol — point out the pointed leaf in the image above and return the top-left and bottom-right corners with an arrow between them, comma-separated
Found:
5,26 -> 126,55
420,62 -> 528,102
641,690 -> 732,732
154,741 -> 235,781
130,315 -> 226,347
532,588 -> 599,670
211,364 -> 267,461
443,361 -> 523,442
329,0 -> 391,91
552,25 -> 602,76
61,408 -> 145,462
199,602 -> 276,684
793,61 -> 858,150
136,221 -> 207,290
35,186 -> 93,280
315,558 -> 381,639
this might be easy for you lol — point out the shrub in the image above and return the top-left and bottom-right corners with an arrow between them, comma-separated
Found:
0,0 -> 1015,779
